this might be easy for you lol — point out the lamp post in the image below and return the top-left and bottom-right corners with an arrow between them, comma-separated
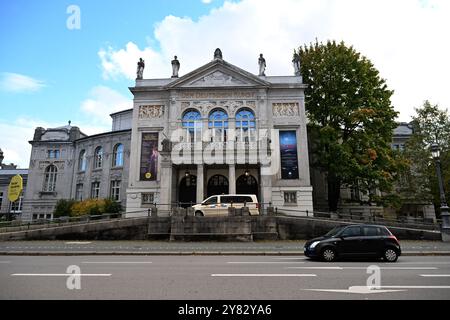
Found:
431,143 -> 450,241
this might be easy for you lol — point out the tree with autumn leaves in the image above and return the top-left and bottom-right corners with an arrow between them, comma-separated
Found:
297,40 -> 404,212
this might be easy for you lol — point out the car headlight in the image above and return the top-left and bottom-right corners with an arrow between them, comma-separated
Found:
309,241 -> 320,249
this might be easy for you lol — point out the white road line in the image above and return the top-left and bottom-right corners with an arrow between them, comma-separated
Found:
227,262 -> 305,264
380,286 -> 450,289
65,242 -> 92,245
272,257 -> 307,260
81,262 -> 152,264
398,262 -> 450,265
11,274 -> 111,277
288,267 -> 438,270
212,274 -> 316,277
420,274 -> 450,277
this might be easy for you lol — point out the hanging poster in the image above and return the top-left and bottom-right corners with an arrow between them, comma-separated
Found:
140,133 -> 159,181
279,131 -> 299,179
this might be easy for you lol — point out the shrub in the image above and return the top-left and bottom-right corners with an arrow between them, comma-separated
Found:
54,199 -> 76,218
70,198 -> 122,217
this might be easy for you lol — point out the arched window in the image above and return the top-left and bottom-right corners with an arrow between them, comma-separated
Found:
182,109 -> 202,142
94,146 -> 103,169
78,150 -> 87,171
43,165 -> 57,192
208,109 -> 228,142
235,108 -> 256,142
112,144 -> 124,167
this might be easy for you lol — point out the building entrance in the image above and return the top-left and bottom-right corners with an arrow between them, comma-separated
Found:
179,175 -> 197,207
236,174 -> 258,198
207,175 -> 229,197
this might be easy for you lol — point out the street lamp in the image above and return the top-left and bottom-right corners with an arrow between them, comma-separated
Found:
431,143 -> 450,241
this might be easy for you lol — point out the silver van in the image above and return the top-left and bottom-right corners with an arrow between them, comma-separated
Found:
192,194 -> 259,216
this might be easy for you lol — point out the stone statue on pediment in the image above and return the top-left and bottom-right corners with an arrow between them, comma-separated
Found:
293,51 -> 301,76
136,58 -> 145,79
214,48 -> 223,60
258,54 -> 266,76
161,138 -> 172,153
171,56 -> 180,78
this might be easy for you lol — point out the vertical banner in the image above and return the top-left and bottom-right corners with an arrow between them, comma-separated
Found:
279,131 -> 299,179
140,133 -> 159,181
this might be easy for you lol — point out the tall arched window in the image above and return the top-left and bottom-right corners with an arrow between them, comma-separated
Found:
182,109 -> 202,142
43,165 -> 57,192
112,144 -> 124,167
235,108 -> 256,142
209,109 -> 228,142
94,146 -> 103,169
78,150 -> 87,172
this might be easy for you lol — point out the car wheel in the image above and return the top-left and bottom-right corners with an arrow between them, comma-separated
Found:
321,247 -> 337,262
383,248 -> 398,262
195,211 -> 204,217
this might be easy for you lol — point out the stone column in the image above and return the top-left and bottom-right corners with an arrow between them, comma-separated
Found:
197,164 -> 204,203
229,164 -> 236,194
159,155 -> 173,216
260,164 -> 273,214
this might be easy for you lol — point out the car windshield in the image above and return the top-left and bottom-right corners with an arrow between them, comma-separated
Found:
324,226 -> 346,237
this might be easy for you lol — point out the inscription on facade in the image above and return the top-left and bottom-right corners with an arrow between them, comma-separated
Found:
272,103 -> 299,117
180,90 -> 256,100
139,105 -> 165,119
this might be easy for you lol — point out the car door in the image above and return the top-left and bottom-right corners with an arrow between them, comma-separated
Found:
202,196 -> 218,216
218,196 -> 231,215
337,226 -> 364,257
362,226 -> 382,255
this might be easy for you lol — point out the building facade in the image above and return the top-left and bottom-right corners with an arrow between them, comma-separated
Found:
125,50 -> 313,216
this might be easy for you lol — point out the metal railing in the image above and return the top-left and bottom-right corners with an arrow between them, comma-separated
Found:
277,208 -> 442,231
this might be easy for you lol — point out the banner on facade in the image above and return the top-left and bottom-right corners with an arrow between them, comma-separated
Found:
140,133 -> 159,181
8,174 -> 23,202
279,131 -> 299,179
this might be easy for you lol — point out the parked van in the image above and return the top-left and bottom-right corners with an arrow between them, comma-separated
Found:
192,194 -> 259,216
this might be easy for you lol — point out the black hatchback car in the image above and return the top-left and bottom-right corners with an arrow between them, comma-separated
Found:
304,224 -> 401,262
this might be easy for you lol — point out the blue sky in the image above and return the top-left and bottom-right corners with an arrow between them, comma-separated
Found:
1,0 -> 449,168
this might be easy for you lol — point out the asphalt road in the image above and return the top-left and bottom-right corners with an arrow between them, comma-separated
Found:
1,240 -> 450,254
1,255 -> 450,300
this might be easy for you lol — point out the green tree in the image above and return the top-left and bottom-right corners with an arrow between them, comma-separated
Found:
53,199 -> 76,217
298,40 -> 400,211
402,101 -> 450,217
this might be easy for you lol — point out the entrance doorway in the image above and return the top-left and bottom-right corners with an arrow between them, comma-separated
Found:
179,175 -> 197,207
236,174 -> 258,198
207,175 -> 229,197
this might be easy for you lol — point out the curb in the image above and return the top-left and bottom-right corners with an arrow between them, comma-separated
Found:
1,251 -> 450,256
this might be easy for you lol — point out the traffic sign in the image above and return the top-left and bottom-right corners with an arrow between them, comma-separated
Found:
8,174 -> 23,202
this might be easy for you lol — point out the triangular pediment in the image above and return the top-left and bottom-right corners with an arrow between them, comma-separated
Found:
166,59 -> 271,89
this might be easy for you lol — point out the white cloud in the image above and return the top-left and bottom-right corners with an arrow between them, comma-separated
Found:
80,85 -> 132,126
202,0 -> 213,4
98,0 -> 450,122
0,72 -> 46,93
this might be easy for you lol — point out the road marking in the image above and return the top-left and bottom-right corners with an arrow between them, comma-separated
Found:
420,274 -> 450,277
306,286 -> 405,294
81,261 -> 152,264
288,267 -> 438,270
398,262 -> 450,265
227,262 -> 305,264
212,274 -> 316,277
11,273 -> 111,277
272,257 -> 307,260
65,242 -> 92,245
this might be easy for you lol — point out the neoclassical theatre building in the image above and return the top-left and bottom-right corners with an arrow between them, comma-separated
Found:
21,49 -> 313,220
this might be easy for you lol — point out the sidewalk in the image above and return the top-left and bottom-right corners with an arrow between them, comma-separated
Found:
1,240 -> 450,256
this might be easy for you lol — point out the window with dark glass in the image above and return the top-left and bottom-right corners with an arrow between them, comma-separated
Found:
182,109 -> 202,143
110,180 -> 121,201
94,147 -> 103,169
112,144 -> 124,167
43,165 -> 57,192
78,150 -> 87,171
341,226 -> 362,237
208,109 -> 228,142
235,108 -> 256,142
91,182 -> 100,199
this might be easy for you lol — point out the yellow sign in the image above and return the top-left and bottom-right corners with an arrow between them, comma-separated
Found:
8,175 -> 23,202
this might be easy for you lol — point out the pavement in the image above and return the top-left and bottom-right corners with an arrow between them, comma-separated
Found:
1,240 -> 450,255
1,255 -> 450,299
